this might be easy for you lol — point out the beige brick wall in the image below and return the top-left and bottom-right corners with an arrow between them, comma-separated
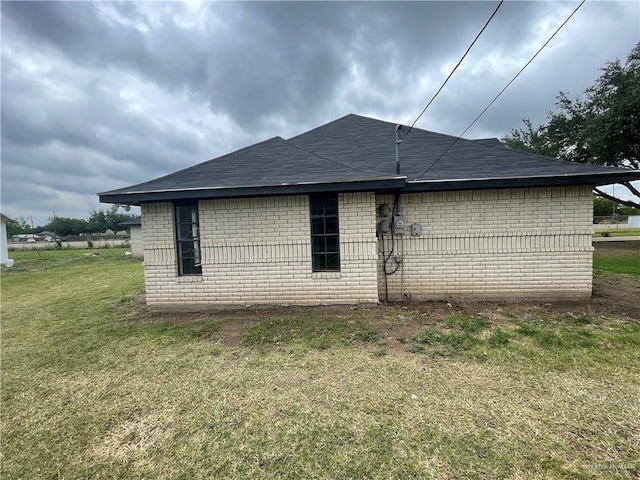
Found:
141,185 -> 594,308
141,193 -> 379,309
377,186 -> 594,300
129,225 -> 143,258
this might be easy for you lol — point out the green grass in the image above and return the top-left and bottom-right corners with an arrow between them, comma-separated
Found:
593,248 -> 640,276
407,310 -> 638,367
593,227 -> 640,237
594,255 -> 640,276
242,316 -> 379,349
444,312 -> 489,333
2,249 -> 640,479
487,329 -> 510,347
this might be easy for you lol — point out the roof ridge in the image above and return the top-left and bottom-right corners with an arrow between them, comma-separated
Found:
286,113 -> 356,141
98,113 -> 640,202
289,113 -> 462,143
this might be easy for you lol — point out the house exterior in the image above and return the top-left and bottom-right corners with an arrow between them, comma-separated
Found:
118,217 -> 143,258
99,114 -> 640,310
1,214 -> 14,267
37,231 -> 56,241
12,233 -> 41,243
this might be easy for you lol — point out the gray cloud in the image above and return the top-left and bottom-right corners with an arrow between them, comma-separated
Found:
1,1 -> 639,224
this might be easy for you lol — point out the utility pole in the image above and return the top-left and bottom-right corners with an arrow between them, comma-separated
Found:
612,185 -> 618,231
395,125 -> 402,175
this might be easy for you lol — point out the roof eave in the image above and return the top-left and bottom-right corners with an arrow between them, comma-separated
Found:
100,170 -> 640,204
99,178 -> 407,204
405,171 -> 640,192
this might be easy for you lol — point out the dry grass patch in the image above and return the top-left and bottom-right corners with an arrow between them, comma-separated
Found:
2,249 -> 640,478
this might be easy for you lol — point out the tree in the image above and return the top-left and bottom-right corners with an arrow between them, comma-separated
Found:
5,210 -> 137,237
87,209 -> 135,233
593,197 -> 640,218
502,42 -> 640,208
5,217 -> 32,236
43,217 -> 90,236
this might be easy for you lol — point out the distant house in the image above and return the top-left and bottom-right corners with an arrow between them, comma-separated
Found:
118,217 -> 143,258
36,231 -> 57,242
13,233 -> 41,243
99,114 -> 640,310
1,214 -> 14,267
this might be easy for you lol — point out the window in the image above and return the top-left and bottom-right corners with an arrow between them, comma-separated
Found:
310,195 -> 340,271
175,203 -> 202,275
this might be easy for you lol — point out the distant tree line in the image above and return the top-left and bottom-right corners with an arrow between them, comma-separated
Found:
593,197 -> 640,219
6,209 -> 137,237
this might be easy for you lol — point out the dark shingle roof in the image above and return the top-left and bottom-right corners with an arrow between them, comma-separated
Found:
99,114 -> 640,204
472,138 -> 506,148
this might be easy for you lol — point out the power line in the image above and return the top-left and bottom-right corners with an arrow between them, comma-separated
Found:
413,0 -> 586,181
403,0 -> 504,139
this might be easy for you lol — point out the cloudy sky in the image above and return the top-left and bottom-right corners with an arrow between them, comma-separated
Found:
1,0 -> 639,226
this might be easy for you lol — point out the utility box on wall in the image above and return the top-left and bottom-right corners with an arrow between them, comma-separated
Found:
377,219 -> 391,235
378,204 -> 392,218
377,204 -> 392,237
393,213 -> 405,234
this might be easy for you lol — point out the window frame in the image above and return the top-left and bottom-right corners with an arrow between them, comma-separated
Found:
309,195 -> 340,272
174,202 -> 202,276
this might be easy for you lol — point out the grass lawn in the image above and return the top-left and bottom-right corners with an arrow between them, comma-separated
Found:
2,248 -> 639,479
593,227 -> 640,237
593,242 -> 640,277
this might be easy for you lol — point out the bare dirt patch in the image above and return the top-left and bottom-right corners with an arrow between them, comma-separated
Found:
124,276 -> 638,348
591,274 -> 640,318
591,240 -> 640,318
593,240 -> 639,255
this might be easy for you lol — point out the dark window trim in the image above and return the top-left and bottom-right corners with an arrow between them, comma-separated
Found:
174,202 -> 202,276
310,194 -> 340,272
